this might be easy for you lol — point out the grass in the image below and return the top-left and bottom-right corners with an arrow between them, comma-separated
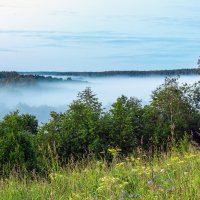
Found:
0,147 -> 200,200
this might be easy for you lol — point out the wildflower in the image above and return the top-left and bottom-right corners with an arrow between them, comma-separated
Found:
147,179 -> 153,185
108,148 -> 121,157
120,191 -> 128,197
171,156 -> 179,161
160,169 -> 164,173
184,154 -> 197,159
116,162 -> 125,167
130,157 -> 135,162
167,186 -> 175,193
130,194 -> 135,198
97,186 -> 104,192
130,194 -> 141,198
177,160 -> 185,164
132,168 -> 138,173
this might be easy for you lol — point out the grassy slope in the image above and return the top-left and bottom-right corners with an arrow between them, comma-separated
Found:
0,148 -> 199,200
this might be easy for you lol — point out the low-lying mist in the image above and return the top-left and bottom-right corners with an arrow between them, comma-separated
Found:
0,75 -> 199,123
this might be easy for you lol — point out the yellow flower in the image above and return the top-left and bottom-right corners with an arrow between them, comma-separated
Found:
160,169 -> 164,173
171,156 -> 179,161
116,162 -> 125,167
177,160 -> 185,164
184,154 -> 197,159
132,168 -> 138,173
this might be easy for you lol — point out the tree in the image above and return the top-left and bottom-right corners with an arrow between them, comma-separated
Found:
145,77 -> 193,148
36,111 -> 63,162
0,111 -> 38,136
0,111 -> 40,175
180,81 -> 200,144
108,95 -> 143,153
61,88 -> 103,157
0,131 -> 38,175
39,88 -> 103,159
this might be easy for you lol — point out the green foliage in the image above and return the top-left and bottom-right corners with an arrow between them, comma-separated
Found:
108,95 -> 143,153
38,88 -> 103,160
0,131 -> 38,176
0,111 -> 39,176
0,111 -> 38,135
143,78 -> 196,148
1,78 -> 200,178
0,71 -> 64,86
0,149 -> 199,200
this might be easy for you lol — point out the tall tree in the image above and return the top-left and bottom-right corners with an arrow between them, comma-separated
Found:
108,95 -> 143,153
145,77 -> 193,147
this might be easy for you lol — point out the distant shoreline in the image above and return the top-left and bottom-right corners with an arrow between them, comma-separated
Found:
19,68 -> 200,77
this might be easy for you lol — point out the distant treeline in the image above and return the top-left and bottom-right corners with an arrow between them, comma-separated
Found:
20,68 -> 200,77
0,71 -> 64,86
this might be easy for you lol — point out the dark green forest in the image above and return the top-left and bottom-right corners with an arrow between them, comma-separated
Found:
0,71 -> 64,86
0,77 -> 200,176
21,68 -> 200,77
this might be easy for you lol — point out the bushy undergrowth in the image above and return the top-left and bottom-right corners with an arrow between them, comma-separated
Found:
0,147 -> 199,200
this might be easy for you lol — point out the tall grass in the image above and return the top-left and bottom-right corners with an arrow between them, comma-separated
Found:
0,145 -> 199,200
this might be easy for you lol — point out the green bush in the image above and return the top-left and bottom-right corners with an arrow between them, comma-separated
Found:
0,131 -> 38,176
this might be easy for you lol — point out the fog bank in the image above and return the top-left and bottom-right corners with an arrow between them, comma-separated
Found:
0,75 -> 199,123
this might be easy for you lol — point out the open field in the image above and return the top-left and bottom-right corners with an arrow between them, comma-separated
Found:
0,148 -> 199,200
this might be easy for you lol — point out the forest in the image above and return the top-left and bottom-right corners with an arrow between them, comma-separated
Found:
22,68 -> 200,77
0,71 -> 64,86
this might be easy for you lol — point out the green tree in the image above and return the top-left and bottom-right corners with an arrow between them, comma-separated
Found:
144,77 -> 193,148
108,95 -> 143,153
180,81 -> 200,144
61,88 -> 103,157
0,131 -> 38,175
0,111 -> 39,175
39,88 -> 103,159
0,111 -> 38,136
36,111 -> 63,163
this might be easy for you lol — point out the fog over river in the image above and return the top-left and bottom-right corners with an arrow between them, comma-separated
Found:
0,75 -> 199,123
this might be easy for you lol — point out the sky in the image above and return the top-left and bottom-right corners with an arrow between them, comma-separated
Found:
0,0 -> 200,71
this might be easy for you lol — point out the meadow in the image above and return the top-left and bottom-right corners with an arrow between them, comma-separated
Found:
0,146 -> 199,200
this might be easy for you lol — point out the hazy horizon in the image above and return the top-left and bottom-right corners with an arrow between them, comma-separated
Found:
0,0 -> 200,71
1,75 -> 200,123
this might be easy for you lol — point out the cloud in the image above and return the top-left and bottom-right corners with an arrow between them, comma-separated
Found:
0,29 -> 199,69
0,5 -> 18,8
0,29 -> 200,49
0,48 -> 18,52
136,15 -> 200,29
49,10 -> 78,16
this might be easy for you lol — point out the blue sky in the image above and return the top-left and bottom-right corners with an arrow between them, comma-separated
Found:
0,0 -> 200,71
